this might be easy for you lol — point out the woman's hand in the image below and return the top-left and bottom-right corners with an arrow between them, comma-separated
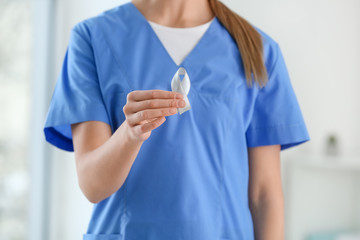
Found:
71,90 -> 185,203
122,89 -> 186,142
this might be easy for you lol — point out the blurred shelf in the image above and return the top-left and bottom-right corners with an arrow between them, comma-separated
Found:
287,153 -> 360,171
307,230 -> 360,240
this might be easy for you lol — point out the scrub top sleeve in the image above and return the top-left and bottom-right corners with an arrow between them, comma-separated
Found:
245,42 -> 310,151
43,23 -> 111,152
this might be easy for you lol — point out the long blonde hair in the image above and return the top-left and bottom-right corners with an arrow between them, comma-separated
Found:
208,0 -> 268,88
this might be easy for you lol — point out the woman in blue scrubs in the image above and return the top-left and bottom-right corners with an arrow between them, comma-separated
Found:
43,0 -> 310,239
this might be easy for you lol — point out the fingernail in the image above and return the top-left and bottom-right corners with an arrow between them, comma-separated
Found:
178,100 -> 186,107
176,94 -> 183,99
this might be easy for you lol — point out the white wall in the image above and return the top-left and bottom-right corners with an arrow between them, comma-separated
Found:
225,0 -> 360,157
48,0 -> 360,239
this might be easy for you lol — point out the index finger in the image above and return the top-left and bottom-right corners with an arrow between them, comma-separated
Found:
128,89 -> 184,102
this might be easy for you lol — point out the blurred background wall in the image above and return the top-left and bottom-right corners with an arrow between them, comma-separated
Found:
0,0 -> 359,240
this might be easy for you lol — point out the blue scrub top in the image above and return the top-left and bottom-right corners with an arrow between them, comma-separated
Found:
43,2 -> 310,240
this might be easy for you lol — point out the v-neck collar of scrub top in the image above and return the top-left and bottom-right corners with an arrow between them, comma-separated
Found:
126,1 -> 220,75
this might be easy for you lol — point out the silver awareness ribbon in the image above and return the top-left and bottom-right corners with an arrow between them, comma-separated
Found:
171,67 -> 191,114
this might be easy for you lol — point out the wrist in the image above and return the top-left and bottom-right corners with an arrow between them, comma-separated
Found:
121,121 -> 144,145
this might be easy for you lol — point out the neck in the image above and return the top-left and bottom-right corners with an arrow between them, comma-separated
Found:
131,0 -> 215,28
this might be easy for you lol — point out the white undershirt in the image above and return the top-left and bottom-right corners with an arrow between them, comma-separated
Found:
148,18 -> 215,66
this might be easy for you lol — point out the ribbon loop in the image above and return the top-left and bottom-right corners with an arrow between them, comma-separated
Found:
171,67 -> 191,114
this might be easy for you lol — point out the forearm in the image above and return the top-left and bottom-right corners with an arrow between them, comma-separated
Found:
77,121 -> 143,203
249,193 -> 285,240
